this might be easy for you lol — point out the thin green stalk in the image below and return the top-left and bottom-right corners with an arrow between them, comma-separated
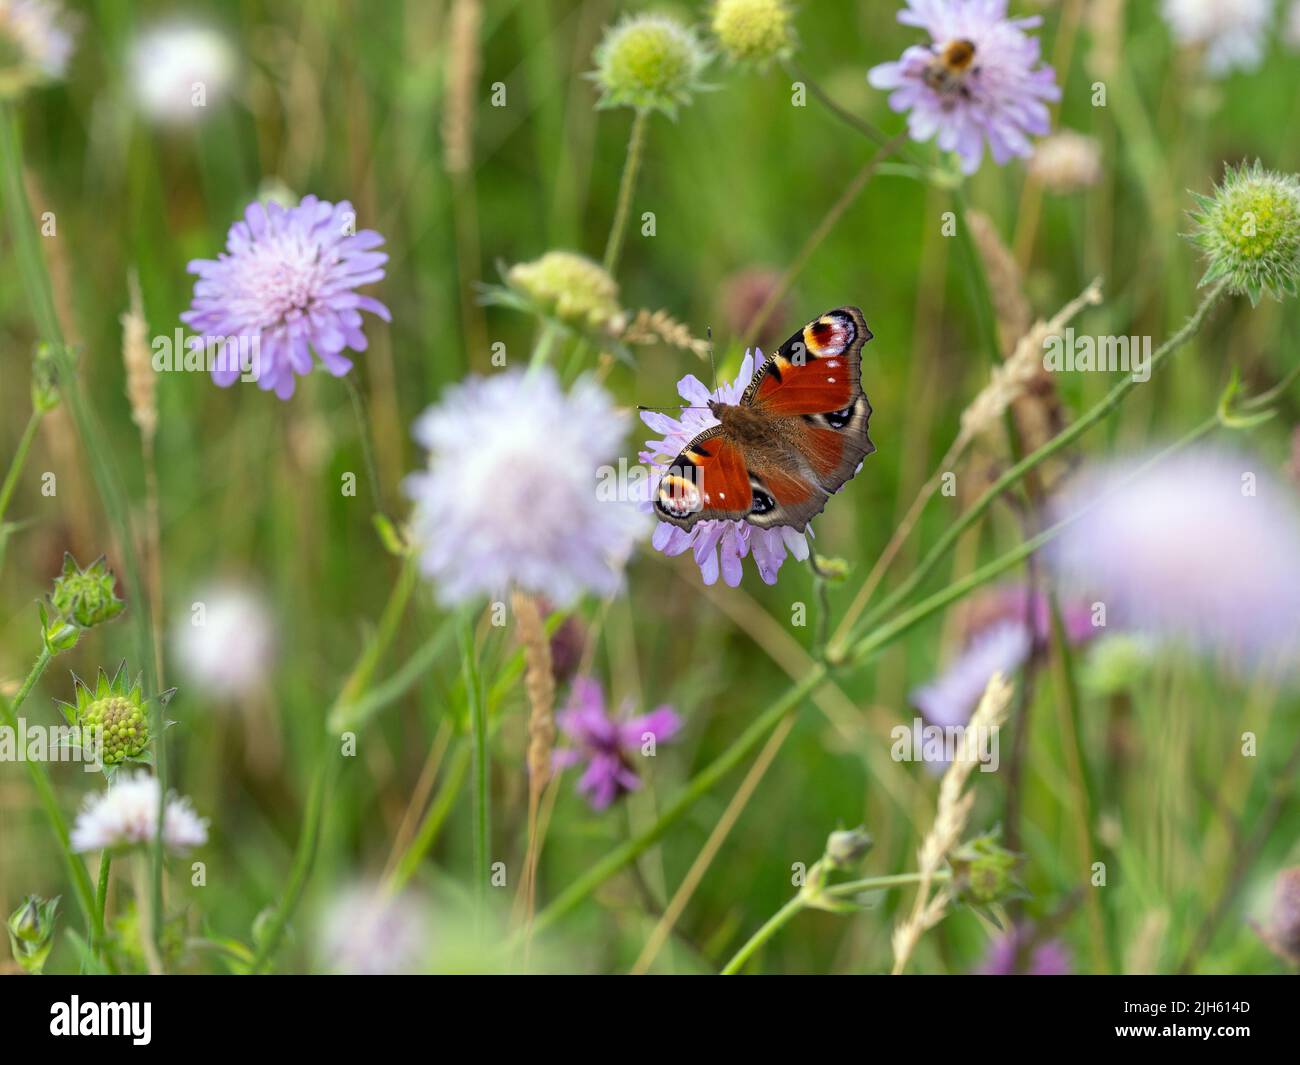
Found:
602,108 -> 648,275
829,281 -> 1229,660
720,895 -> 804,975
0,408 -> 42,528
342,374 -> 387,518
721,870 -> 944,975
385,742 -> 472,895
93,852 -> 112,966
0,653 -> 99,943
460,611 -> 489,930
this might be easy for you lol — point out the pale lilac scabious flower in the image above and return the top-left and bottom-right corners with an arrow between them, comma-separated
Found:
1048,448 -> 1300,674
977,926 -> 1071,974
1161,0 -> 1273,77
867,0 -> 1060,175
181,195 -> 390,399
174,582 -> 275,699
639,351 -> 810,587
911,585 -> 1095,728
405,368 -> 646,607
70,772 -> 208,854
320,883 -> 434,975
553,677 -> 681,810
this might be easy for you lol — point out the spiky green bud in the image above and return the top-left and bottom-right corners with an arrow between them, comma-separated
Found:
1188,160 -> 1300,306
49,553 -> 125,630
711,0 -> 795,66
949,832 -> 1024,906
590,14 -> 711,118
31,342 -> 62,413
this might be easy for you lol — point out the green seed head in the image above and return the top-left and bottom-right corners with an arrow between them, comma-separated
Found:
58,663 -> 155,768
590,13 -> 711,118
507,250 -> 624,331
1189,160 -> 1300,306
82,695 -> 149,764
712,0 -> 795,66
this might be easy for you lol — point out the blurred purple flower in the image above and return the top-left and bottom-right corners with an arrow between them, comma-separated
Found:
913,621 -> 1032,730
1047,448 -> 1300,674
181,195 -> 390,399
639,351 -> 810,587
867,0 -> 1059,175
553,677 -> 681,810
912,584 -> 1095,728
406,368 -> 645,607
977,926 -> 1071,974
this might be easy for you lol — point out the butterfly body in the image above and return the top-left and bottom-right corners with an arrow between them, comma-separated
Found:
654,307 -> 875,534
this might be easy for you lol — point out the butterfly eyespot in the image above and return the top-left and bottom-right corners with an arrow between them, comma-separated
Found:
749,488 -> 776,516
825,405 -> 854,430
656,470 -> 704,518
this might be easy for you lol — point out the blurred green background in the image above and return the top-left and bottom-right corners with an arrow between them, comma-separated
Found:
2,0 -> 1299,974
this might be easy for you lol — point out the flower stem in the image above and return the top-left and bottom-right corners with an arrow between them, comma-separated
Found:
721,870 -> 943,974
602,108 -> 648,275
249,556 -> 419,972
0,100 -> 165,953
0,407 -> 42,530
828,281 -> 1229,661
460,610 -> 489,935
0,651 -> 100,945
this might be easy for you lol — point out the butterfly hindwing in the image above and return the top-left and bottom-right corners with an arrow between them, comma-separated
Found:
654,426 -> 754,525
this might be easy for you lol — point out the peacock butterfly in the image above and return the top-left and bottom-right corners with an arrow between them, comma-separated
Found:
654,307 -> 874,533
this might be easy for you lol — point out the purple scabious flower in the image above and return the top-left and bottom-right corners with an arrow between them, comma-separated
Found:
405,368 -> 647,607
911,584 -> 1095,729
639,351 -> 811,587
977,926 -> 1071,974
1047,447 -> 1300,675
912,621 -> 1032,730
867,0 -> 1060,175
553,677 -> 681,810
181,195 -> 390,399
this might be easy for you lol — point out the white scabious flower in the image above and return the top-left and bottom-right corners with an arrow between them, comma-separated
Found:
404,367 -> 647,606
1160,0 -> 1273,77
0,0 -> 75,97
70,771 -> 208,854
174,583 -> 276,699
128,21 -> 235,124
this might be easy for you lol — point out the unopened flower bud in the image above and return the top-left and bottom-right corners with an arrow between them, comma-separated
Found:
7,894 -> 59,974
49,553 -> 125,630
823,826 -> 873,871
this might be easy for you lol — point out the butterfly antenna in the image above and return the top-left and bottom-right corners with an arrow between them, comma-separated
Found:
706,325 -> 718,395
